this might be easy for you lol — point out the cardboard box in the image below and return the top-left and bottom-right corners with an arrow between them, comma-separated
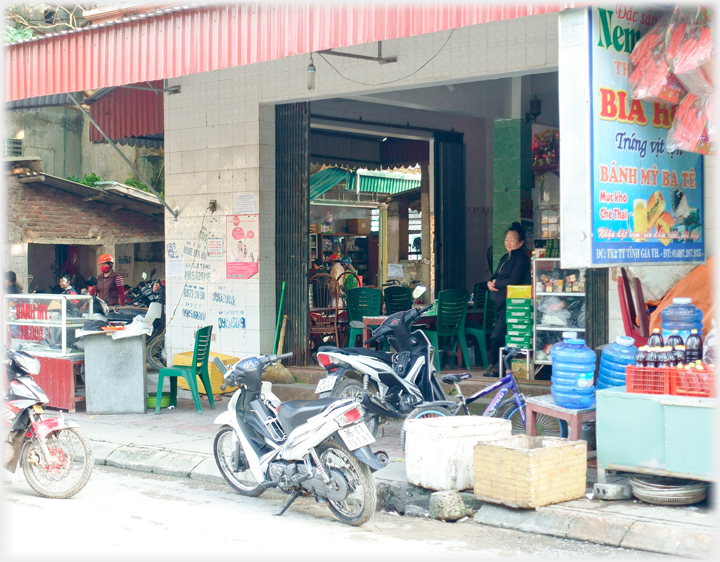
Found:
506,285 -> 532,299
511,358 -> 533,379
347,218 -> 370,234
507,310 -> 533,319
507,328 -> 532,337
320,224 -> 332,233
506,303 -> 533,312
474,436 -> 587,508
505,336 -> 533,348
507,298 -> 532,306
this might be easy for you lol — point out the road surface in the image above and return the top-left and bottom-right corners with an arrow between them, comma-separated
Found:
3,465 -> 676,560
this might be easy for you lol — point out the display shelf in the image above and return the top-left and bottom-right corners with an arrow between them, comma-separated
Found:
536,326 -> 586,332
536,292 -> 586,297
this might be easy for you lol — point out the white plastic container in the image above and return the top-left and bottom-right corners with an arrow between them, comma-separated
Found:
404,416 -> 512,491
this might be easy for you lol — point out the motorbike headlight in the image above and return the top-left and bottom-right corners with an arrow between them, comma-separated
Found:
13,351 -> 40,375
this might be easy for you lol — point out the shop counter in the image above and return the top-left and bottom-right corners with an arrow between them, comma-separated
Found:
596,386 -> 715,483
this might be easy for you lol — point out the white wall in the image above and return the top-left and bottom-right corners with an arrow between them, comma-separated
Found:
163,12 -> 560,360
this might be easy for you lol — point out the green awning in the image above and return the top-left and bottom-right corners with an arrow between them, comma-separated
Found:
310,167 -> 351,201
349,170 -> 421,194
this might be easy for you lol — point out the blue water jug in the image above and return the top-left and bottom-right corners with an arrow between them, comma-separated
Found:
597,335 -> 637,390
661,297 -> 703,345
551,338 -> 597,409
549,331 -> 578,361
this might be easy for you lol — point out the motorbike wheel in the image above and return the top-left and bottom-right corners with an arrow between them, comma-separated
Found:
146,333 -> 166,370
400,404 -> 452,452
329,378 -> 380,438
317,440 -> 377,526
21,427 -> 94,499
213,426 -> 264,497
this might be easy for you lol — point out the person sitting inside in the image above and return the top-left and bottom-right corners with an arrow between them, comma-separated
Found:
308,258 -> 325,283
486,222 -> 530,377
4,271 -> 22,295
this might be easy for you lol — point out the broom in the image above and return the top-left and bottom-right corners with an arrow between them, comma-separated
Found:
264,315 -> 294,383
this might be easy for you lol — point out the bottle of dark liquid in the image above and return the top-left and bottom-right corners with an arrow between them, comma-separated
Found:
645,346 -> 659,368
685,329 -> 703,363
647,328 -> 664,348
657,347 -> 671,368
635,346 -> 648,367
666,329 -> 684,348
673,345 -> 686,367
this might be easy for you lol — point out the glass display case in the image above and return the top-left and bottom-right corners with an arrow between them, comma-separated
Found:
532,258 -> 587,366
4,293 -> 94,357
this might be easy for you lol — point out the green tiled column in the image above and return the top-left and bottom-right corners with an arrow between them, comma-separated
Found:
492,119 -> 532,270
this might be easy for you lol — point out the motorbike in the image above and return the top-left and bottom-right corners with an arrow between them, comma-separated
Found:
315,302 -> 455,435
3,346 -> 94,498
212,352 -> 384,526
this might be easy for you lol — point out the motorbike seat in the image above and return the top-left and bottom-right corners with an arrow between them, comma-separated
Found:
277,398 -> 338,434
318,346 -> 393,365
441,373 -> 472,384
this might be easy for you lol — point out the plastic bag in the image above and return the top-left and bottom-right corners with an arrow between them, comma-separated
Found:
664,6 -> 714,100
667,92 -> 716,155
703,319 -> 716,364
538,297 -> 571,327
629,44 -> 686,105
628,14 -> 685,105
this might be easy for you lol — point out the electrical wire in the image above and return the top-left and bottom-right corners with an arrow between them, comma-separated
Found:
317,29 -> 455,87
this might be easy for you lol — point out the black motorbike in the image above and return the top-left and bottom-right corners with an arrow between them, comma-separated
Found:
3,346 -> 94,498
316,304 -> 454,432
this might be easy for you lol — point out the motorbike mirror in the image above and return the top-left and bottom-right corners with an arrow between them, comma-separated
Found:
150,268 -> 156,278
142,271 -> 148,280
412,284 -> 427,299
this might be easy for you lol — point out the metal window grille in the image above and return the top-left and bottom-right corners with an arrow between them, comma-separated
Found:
5,138 -> 22,157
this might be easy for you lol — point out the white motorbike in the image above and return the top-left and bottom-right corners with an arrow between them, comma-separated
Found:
212,352 -> 384,526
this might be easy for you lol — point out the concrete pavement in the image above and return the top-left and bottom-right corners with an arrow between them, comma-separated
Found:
64,395 -> 715,559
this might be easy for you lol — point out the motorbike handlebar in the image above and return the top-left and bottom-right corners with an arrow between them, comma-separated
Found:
418,303 -> 433,315
220,376 -> 234,391
276,352 -> 293,361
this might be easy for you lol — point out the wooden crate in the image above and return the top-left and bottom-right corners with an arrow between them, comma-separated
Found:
473,435 -> 587,508
173,351 -> 239,395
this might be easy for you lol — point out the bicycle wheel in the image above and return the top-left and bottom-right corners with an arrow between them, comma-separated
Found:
400,404 -> 452,452
497,397 -> 567,438
146,333 -> 166,370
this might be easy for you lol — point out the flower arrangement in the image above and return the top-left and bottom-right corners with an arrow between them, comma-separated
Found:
532,129 -> 560,166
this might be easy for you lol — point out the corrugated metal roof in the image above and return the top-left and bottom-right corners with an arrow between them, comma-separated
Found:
89,80 -> 164,148
5,92 -> 83,112
5,2 -> 581,102
310,167 -> 351,201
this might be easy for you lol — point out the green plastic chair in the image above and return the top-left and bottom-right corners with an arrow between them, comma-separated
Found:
422,289 -> 470,372
472,282 -> 487,310
156,325 -> 214,414
345,287 -> 382,348
384,286 -> 413,315
463,291 -> 492,370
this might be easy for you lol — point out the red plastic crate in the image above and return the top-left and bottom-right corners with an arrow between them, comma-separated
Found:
669,365 -> 715,398
625,365 -> 671,395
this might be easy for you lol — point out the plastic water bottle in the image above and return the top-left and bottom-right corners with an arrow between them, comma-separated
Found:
661,297 -> 703,344
597,335 -> 637,389
549,331 -> 578,361
551,338 -> 597,409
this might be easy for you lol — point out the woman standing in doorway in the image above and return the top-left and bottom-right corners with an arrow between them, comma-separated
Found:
89,254 -> 126,306
486,222 -> 530,376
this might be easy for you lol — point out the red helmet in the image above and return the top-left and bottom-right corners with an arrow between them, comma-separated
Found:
98,254 -> 114,265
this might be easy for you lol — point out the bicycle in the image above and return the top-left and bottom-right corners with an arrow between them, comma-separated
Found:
401,348 -> 567,447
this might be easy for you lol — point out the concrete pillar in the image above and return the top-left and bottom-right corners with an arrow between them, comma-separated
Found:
398,200 -> 409,260
387,202 -> 400,264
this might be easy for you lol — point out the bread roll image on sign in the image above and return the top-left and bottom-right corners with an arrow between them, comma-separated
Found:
656,212 -> 675,246
647,191 -> 666,229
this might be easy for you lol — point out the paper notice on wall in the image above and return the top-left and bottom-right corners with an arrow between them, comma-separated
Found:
235,193 -> 256,215
207,238 -> 224,257
167,259 -> 185,279
227,215 -> 259,280
387,263 -> 404,278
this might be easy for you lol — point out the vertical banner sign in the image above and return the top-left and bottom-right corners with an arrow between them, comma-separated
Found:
226,215 -> 259,279
590,5 -> 704,265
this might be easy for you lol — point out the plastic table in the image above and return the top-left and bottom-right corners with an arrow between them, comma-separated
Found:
525,394 -> 596,441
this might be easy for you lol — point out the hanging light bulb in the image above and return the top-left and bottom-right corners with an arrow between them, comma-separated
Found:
307,54 -> 316,91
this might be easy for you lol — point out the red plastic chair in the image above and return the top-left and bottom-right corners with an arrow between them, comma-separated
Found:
618,276 -> 648,347
632,277 -> 650,337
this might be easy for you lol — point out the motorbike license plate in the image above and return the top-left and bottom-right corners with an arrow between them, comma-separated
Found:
32,405 -> 44,414
337,423 -> 375,451
315,375 -> 337,394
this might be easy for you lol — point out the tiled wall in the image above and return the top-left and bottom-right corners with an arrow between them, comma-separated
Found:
491,118 -> 532,271
162,13 -> 560,361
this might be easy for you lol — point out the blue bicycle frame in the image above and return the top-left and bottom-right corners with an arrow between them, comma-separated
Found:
448,373 -> 527,425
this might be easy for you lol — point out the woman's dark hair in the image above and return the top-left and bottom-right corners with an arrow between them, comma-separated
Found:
5,271 -> 17,283
506,222 -> 526,242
